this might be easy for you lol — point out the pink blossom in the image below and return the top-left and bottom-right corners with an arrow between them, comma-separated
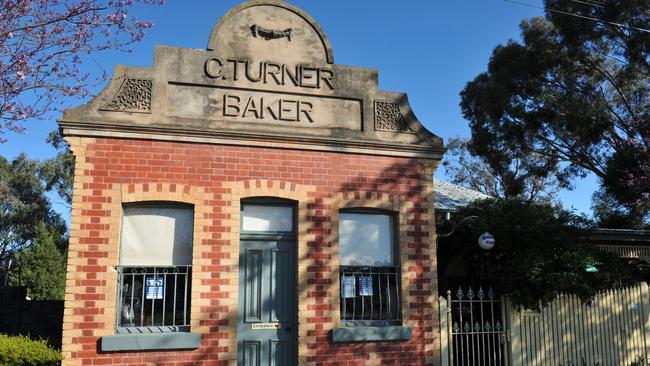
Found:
0,0 -> 165,137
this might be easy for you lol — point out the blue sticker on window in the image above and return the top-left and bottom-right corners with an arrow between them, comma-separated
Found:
359,276 -> 373,296
145,276 -> 164,300
342,276 -> 356,298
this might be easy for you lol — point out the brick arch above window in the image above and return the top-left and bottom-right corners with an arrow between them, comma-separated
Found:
113,182 -> 209,334
224,180 -> 317,240
228,179 -> 316,201
326,190 -> 430,331
120,182 -> 202,205
333,191 -> 403,212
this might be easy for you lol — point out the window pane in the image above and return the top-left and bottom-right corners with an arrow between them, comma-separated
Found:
121,206 -> 194,266
339,213 -> 394,266
241,204 -> 293,232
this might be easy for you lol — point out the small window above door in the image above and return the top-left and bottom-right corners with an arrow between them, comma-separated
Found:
241,201 -> 294,234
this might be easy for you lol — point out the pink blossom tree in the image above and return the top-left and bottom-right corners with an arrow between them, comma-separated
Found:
0,0 -> 164,141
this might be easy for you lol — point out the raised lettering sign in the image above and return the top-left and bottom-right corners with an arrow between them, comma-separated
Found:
204,57 -> 334,91
167,84 -> 361,130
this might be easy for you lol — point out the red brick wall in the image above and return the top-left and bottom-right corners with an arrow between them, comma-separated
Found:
63,137 -> 439,366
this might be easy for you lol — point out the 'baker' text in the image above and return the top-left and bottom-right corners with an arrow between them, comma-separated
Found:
217,93 -> 314,122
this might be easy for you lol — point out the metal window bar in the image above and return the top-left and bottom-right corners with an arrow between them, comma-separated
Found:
116,265 -> 192,330
340,266 -> 401,323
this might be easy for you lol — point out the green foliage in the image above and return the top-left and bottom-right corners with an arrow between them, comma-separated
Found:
39,131 -> 74,206
592,188 -> 647,229
0,153 -> 66,260
442,137 -> 560,202
603,142 -> 649,225
10,223 -> 67,300
460,0 -> 649,227
442,199 -> 632,309
0,334 -> 62,366
0,131 -> 72,298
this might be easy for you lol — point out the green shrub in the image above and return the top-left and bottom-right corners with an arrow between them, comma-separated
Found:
442,198 -> 632,309
0,334 -> 61,366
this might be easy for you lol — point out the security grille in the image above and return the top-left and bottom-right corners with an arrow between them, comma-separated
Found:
340,266 -> 401,324
116,265 -> 191,330
447,286 -> 509,366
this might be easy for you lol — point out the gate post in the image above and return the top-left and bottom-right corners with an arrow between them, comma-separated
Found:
440,296 -> 449,366
505,297 -> 520,366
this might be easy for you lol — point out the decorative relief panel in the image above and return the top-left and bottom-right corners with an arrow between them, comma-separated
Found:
374,101 -> 412,132
100,78 -> 152,113
250,24 -> 293,41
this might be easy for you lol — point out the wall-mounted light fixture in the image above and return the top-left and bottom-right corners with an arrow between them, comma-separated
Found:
438,215 -> 496,250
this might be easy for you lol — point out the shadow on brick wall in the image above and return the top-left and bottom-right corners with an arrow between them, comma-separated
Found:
0,287 -> 63,349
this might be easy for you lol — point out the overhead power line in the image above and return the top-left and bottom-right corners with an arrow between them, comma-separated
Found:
503,0 -> 650,33
570,0 -> 649,21
570,0 -> 605,9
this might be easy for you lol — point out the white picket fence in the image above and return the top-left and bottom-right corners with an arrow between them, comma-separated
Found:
441,282 -> 650,366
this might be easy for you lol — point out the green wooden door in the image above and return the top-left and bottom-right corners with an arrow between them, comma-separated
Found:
237,238 -> 296,365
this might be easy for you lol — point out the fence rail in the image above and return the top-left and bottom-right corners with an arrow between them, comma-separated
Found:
509,282 -> 650,366
440,283 -> 650,366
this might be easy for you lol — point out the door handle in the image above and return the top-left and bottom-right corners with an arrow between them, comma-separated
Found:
285,326 -> 292,333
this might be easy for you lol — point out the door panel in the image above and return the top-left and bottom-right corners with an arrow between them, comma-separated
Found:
245,249 -> 263,322
244,341 -> 261,366
270,248 -> 289,323
270,339 -> 286,366
238,241 -> 296,365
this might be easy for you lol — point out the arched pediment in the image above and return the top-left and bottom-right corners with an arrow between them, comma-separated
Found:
60,1 -> 445,160
207,0 -> 334,65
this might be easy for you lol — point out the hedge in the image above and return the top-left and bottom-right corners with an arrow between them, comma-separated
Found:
0,334 -> 61,366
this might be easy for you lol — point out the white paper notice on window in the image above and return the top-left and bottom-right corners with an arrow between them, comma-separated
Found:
145,276 -> 164,300
342,276 -> 356,298
359,276 -> 373,296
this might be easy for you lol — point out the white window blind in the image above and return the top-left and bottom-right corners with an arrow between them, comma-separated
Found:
120,205 -> 194,266
339,213 -> 394,266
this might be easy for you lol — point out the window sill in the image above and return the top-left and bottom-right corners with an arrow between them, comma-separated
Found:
331,326 -> 412,343
100,332 -> 201,352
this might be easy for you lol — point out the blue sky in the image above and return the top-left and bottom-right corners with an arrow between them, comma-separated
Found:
0,0 -> 598,219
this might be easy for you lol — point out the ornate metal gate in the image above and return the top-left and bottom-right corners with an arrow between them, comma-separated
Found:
445,286 -> 510,366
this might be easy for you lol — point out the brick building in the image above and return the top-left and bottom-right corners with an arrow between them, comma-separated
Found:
59,1 -> 445,365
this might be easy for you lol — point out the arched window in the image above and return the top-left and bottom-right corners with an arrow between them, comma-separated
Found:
339,209 -> 401,326
116,202 -> 194,332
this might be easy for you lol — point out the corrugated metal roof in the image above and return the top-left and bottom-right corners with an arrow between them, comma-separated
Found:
434,179 -> 492,212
